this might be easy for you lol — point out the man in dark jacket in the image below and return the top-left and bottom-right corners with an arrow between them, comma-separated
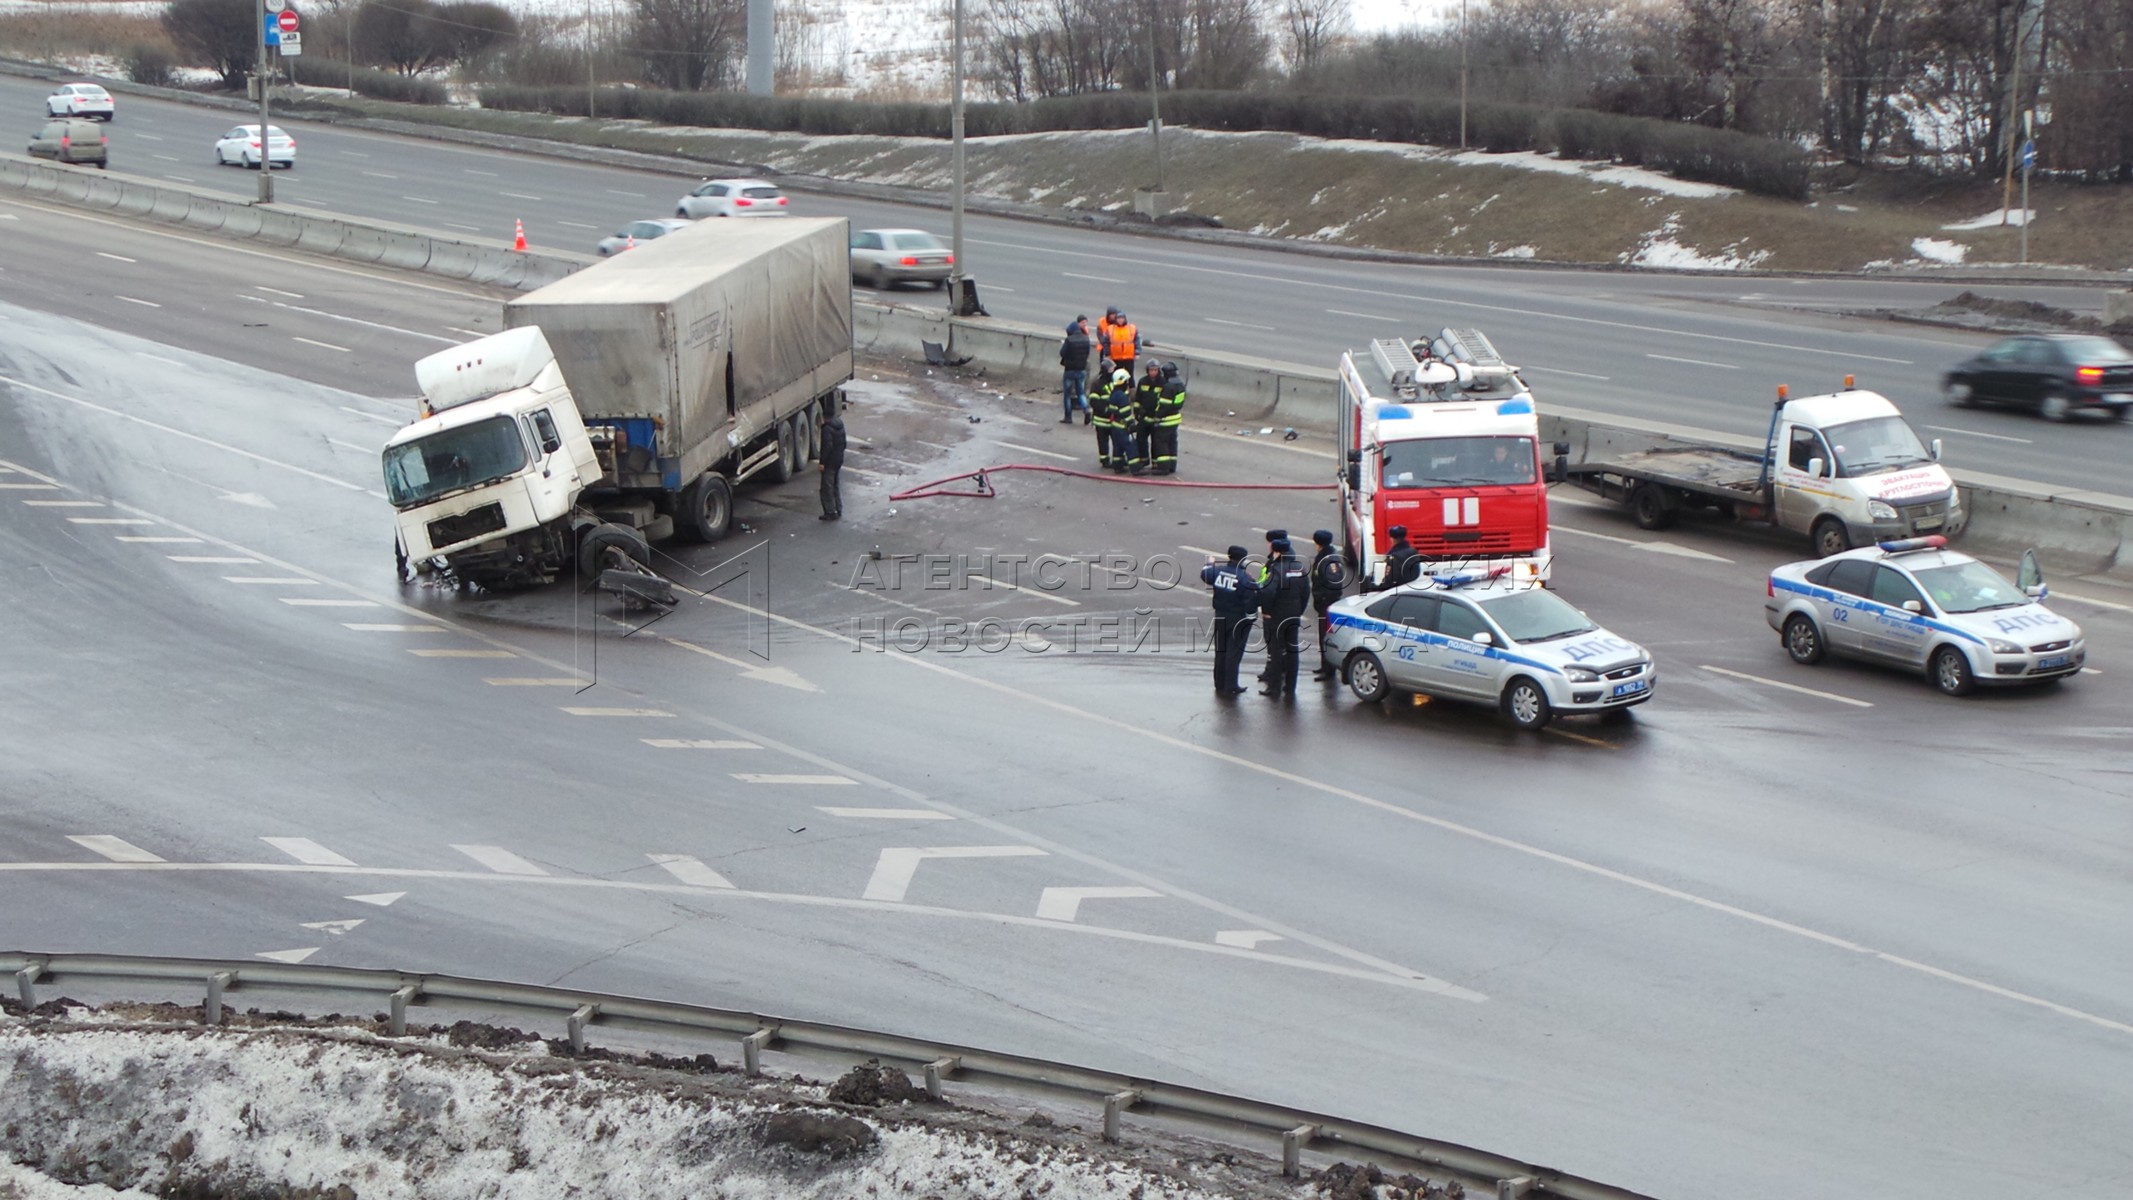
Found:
1201,545 -> 1260,695
817,404 -> 847,521
1258,537 -> 1311,697
1059,317 -> 1092,424
1307,529 -> 1353,680
1367,525 -> 1421,591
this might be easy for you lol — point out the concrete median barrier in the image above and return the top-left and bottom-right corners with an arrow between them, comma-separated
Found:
255,206 -> 307,247
377,231 -> 433,272
218,203 -> 263,239
112,177 -> 156,218
295,218 -> 348,257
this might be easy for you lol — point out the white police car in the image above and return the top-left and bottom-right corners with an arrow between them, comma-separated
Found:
1764,537 -> 2083,695
1323,569 -> 1656,730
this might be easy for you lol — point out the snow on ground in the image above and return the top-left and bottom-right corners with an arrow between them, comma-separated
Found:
1910,237 -> 1968,263
1942,208 -> 2033,230
0,1016 -> 1287,1200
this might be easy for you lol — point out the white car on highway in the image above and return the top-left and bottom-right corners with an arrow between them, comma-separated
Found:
1324,569 -> 1656,730
214,124 -> 295,169
47,83 -> 113,121
676,178 -> 788,219
1765,536 -> 2084,695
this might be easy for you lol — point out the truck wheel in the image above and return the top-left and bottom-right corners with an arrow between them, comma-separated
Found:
1630,482 -> 1676,530
769,418 -> 798,484
1500,677 -> 1553,731
1346,651 -> 1391,703
2039,392 -> 2072,422
1931,646 -> 1977,696
797,408 -> 817,462
1782,614 -> 1825,665
679,473 -> 732,543
1811,517 -> 1850,558
577,523 -> 650,582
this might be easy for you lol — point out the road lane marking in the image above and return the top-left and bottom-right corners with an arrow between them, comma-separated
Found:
340,406 -> 400,425
606,189 -> 646,197
561,707 -> 673,717
68,517 -> 156,525
257,948 -> 319,964
1215,930 -> 1284,949
484,677 -> 587,686
1325,308 -> 1397,321
68,835 -> 162,863
1698,664 -> 1872,707
342,623 -> 448,632
409,648 -> 516,657
732,773 -> 857,785
464,169 -> 498,176
1035,885 -> 1162,922
115,536 -> 202,543
137,354 -> 184,368
169,556 -> 259,563
998,441 -> 1078,461
0,373 -> 369,492
0,483 -> 58,490
557,221 -> 597,230
223,576 -> 317,585
1205,317 -> 1277,332
301,920 -> 365,935
1525,364 -> 1611,381
1923,424 -> 2032,444
360,170 -> 399,179
1552,525 -> 1733,562
256,286 -> 303,299
648,853 -> 733,889
116,296 -> 161,308
242,295 -> 458,346
1061,271 -> 1123,284
97,252 -> 137,263
400,195 -> 440,205
2054,590 -> 2133,613
22,500 -> 103,507
642,738 -> 760,749
281,597 -> 378,607
818,807 -> 953,820
1647,353 -> 1738,370
451,845 -> 547,875
261,837 -> 356,866
346,892 -> 404,906
501,192 -> 543,201
862,845 -> 1048,902
327,438 -> 374,453
292,336 -> 351,352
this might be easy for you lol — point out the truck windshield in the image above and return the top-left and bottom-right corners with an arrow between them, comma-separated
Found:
1474,588 -> 1595,643
1381,437 -> 1535,487
382,416 -> 529,507
1822,416 -> 1931,475
1909,560 -> 2028,614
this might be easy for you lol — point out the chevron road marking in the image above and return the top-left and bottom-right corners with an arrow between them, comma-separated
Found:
862,846 -> 1047,903
1034,885 -> 1162,922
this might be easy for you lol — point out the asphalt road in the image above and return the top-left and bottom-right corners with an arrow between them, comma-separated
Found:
10,74 -> 2132,491
4,198 -> 2132,1200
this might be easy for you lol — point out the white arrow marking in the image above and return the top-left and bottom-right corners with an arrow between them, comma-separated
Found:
863,846 -> 1048,903
261,837 -> 354,866
344,891 -> 404,907
666,639 -> 821,692
1035,886 -> 1163,922
256,947 -> 319,964
1214,930 -> 1285,950
300,919 -> 365,935
647,853 -> 734,889
67,835 -> 162,863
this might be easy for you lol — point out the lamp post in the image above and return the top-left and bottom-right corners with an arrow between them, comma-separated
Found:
257,0 -> 273,203
1459,0 -> 1468,150
950,0 -> 966,310
1147,3 -> 1163,193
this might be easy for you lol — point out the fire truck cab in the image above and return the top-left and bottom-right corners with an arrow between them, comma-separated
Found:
1339,328 -> 1552,588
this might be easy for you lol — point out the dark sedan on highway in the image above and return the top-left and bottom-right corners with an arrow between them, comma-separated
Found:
1942,334 -> 2133,421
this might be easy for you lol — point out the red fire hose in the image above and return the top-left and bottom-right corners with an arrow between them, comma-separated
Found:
889,463 -> 1336,502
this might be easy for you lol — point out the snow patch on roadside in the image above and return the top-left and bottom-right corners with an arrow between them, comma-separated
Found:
1941,208 -> 2032,230
1911,237 -> 1968,263
1623,215 -> 1770,270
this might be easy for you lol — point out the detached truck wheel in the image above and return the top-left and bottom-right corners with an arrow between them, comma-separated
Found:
577,523 -> 650,582
679,473 -> 732,543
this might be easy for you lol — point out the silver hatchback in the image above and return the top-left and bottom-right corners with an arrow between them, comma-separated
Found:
849,228 -> 953,290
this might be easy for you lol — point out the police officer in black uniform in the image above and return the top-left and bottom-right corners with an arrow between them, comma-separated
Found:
1201,545 -> 1260,695
1254,529 -> 1287,686
1367,525 -> 1422,592
1307,529 -> 1353,681
1258,537 -> 1311,698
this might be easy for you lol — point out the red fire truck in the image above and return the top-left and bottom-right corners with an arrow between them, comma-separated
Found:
1338,328 -> 1552,587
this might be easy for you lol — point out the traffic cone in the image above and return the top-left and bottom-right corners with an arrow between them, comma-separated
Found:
512,218 -> 526,251
625,234 -> 635,250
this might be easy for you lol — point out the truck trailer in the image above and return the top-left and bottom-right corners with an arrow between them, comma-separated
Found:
384,217 -> 854,588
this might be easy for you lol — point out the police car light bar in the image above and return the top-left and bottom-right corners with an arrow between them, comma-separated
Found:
1427,565 -> 1513,588
1877,535 -> 1948,553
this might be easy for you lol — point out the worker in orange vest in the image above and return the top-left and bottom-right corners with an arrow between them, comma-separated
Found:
1102,311 -> 1140,383
1095,306 -> 1122,372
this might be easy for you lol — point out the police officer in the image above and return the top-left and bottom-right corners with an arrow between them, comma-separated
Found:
1201,545 -> 1260,695
1258,536 -> 1311,697
1149,361 -> 1185,474
1254,528 -> 1287,686
1307,529 -> 1352,681
1367,525 -> 1422,592
1088,367 -> 1130,470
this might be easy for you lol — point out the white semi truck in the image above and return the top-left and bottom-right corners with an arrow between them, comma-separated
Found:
383,217 -> 854,588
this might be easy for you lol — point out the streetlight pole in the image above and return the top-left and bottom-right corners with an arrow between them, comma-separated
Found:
257,0 -> 273,203
586,0 -> 596,118
949,0 -> 966,311
1459,0 -> 1469,150
1147,3 -> 1163,192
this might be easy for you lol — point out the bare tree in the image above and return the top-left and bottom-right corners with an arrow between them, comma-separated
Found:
1277,0 -> 1348,72
2043,0 -> 2133,179
430,2 -> 518,72
1181,0 -> 1272,90
163,0 -> 261,89
632,0 -> 745,92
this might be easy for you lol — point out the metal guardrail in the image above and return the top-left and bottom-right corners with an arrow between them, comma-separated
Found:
3,951 -> 1655,1200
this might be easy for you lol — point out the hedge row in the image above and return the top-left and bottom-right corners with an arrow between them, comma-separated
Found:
473,84 -> 1810,201
287,58 -> 450,106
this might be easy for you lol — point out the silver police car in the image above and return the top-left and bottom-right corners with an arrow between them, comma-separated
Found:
1323,570 -> 1657,730
1764,537 -> 2084,695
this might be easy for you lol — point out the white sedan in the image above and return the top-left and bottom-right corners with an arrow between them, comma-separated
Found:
676,178 -> 788,219
214,124 -> 295,169
47,83 -> 113,121
1323,569 -> 1656,730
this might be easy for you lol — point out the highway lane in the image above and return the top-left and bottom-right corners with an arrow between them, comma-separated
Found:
6,211 -> 2133,1199
14,75 -> 2130,489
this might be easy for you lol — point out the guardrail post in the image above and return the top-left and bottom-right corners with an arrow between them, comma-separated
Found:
741,1026 -> 777,1076
1282,1123 -> 1318,1179
387,985 -> 421,1036
204,971 -> 237,1025
567,1003 -> 598,1052
923,1056 -> 960,1100
1496,1176 -> 1536,1200
1102,1089 -> 1140,1143
14,959 -> 46,1008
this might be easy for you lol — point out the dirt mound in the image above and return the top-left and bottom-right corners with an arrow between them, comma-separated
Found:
759,1111 -> 879,1158
825,1058 -> 923,1106
1313,1161 -> 1465,1199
